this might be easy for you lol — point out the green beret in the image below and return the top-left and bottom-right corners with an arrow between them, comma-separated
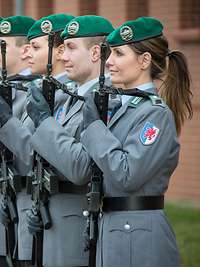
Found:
27,13 -> 74,41
107,17 -> 163,46
61,15 -> 114,39
0,16 -> 35,36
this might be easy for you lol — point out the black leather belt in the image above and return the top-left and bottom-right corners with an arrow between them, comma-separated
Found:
102,196 -> 164,212
58,181 -> 88,194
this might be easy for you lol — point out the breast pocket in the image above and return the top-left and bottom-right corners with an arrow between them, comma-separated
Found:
103,213 -> 152,267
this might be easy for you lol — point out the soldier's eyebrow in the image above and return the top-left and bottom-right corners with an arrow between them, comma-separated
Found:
112,47 -> 122,52
30,40 -> 40,46
65,41 -> 76,48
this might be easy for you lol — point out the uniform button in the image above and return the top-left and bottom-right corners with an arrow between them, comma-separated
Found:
83,210 -> 89,217
124,223 -> 131,230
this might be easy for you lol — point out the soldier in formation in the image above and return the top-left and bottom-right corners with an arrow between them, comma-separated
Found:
0,12 -> 193,267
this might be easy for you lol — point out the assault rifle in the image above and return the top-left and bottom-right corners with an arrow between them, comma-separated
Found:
0,40 -> 19,267
85,42 -> 110,267
30,32 -> 56,267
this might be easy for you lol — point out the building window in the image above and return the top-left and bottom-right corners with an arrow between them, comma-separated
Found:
79,0 -> 98,15
126,0 -> 148,20
173,0 -> 200,43
0,0 -> 14,17
180,0 -> 200,28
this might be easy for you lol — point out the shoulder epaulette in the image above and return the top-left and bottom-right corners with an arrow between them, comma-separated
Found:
128,96 -> 146,108
148,95 -> 165,107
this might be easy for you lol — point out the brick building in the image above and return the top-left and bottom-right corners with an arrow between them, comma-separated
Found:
0,0 -> 199,203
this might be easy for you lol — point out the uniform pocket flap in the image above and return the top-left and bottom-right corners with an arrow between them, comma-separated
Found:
62,208 -> 83,217
108,214 -> 152,233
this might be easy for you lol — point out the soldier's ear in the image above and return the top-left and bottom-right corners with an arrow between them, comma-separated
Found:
90,45 -> 101,62
55,44 -> 65,61
21,44 -> 31,60
138,52 -> 152,70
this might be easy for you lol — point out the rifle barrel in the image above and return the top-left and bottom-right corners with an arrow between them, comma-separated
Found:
47,32 -> 55,77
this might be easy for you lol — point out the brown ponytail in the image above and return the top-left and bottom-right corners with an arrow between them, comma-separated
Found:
161,51 -> 193,135
129,36 -> 193,135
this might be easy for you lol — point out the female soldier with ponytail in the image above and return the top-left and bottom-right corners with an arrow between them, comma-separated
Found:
82,17 -> 193,267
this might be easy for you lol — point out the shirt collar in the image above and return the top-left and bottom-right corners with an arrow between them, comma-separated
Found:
78,73 -> 110,96
137,82 -> 155,91
19,68 -> 31,75
54,72 -> 67,80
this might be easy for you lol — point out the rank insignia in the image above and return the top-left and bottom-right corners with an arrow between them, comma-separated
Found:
41,20 -> 53,34
140,122 -> 159,145
67,21 -> 79,35
0,21 -> 11,34
120,25 -> 133,41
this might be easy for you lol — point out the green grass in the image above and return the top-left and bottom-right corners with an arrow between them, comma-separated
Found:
165,203 -> 200,267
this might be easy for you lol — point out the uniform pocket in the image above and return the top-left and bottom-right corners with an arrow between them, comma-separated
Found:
103,213 -> 152,267
61,211 -> 87,259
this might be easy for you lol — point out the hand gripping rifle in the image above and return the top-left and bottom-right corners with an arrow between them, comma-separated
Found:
0,40 -> 19,266
85,42 -> 110,267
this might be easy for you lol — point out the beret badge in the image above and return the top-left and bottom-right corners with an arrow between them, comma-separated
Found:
120,25 -> 133,41
67,21 -> 79,35
0,21 -> 11,34
41,20 -> 53,34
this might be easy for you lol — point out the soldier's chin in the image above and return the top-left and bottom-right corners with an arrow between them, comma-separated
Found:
110,76 -> 122,85
31,67 -> 45,75
67,73 -> 76,81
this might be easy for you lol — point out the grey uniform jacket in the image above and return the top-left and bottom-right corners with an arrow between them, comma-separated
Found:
0,73 -> 69,260
31,102 -> 89,267
29,80 -> 104,267
81,89 -> 180,267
